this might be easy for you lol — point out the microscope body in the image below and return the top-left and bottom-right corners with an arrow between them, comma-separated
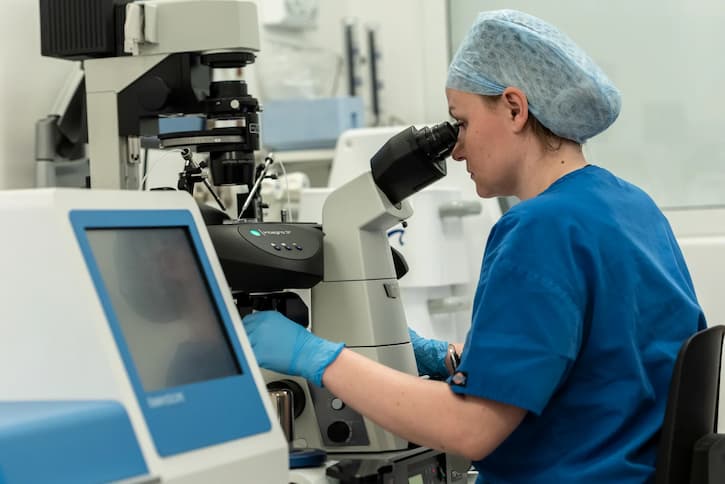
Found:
86,0 -> 260,190
291,172 -> 417,452
41,0 -> 261,191
289,124 -> 459,454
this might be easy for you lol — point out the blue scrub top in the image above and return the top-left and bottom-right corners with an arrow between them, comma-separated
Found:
451,165 -> 705,483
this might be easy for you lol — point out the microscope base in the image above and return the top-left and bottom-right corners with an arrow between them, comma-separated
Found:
289,447 -> 471,483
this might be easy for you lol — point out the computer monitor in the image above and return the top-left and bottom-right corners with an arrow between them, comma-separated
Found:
70,209 -> 270,456
85,227 -> 241,392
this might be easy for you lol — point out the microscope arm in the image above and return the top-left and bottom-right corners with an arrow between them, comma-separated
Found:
321,171 -> 412,282
312,121 -> 459,348
311,172 -> 412,347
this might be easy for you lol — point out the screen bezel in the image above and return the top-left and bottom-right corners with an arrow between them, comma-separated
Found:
70,209 -> 271,456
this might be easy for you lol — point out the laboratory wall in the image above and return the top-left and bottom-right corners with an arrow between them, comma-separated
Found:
252,0 -> 449,127
0,0 -> 79,189
450,0 -> 725,210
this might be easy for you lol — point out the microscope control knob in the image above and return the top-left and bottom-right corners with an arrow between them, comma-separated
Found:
327,421 -> 351,443
137,76 -> 170,111
266,379 -> 307,418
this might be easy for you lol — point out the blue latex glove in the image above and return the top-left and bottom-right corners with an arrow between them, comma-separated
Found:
408,327 -> 449,378
242,310 -> 344,387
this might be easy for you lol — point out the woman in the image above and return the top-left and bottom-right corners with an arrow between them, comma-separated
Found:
243,10 -> 705,482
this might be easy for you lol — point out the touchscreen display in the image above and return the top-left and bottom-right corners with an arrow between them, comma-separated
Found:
86,227 -> 240,392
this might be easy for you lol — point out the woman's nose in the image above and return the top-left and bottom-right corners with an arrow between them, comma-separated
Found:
451,142 -> 465,161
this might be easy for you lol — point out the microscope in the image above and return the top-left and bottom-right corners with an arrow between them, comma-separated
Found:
293,123 -> 460,450
40,1 -> 467,480
266,123 -> 471,483
39,0 -> 324,308
40,0 -> 261,208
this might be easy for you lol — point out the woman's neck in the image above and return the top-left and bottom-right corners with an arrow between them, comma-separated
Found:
516,141 -> 588,200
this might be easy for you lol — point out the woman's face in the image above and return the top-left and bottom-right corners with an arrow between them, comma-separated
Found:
446,88 -> 523,198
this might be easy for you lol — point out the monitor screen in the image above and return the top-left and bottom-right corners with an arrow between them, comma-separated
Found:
85,227 -> 241,392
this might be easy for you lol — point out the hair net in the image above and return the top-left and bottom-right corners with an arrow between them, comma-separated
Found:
447,10 -> 621,143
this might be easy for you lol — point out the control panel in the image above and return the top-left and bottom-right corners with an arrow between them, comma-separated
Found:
238,224 -> 320,259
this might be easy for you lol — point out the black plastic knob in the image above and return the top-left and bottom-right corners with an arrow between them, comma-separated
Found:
327,421 -> 351,443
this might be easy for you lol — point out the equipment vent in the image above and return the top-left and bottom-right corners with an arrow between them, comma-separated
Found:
39,0 -> 117,59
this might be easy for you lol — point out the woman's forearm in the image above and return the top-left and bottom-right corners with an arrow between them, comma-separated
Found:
321,348 -> 525,461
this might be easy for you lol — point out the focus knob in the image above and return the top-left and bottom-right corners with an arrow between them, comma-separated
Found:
327,421 -> 351,443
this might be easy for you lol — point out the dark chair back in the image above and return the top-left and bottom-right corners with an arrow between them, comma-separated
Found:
655,325 -> 725,484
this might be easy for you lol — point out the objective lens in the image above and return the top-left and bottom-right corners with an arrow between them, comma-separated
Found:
209,150 -> 256,186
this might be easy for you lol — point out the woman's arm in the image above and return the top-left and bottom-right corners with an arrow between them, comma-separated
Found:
243,311 -> 522,460
323,348 -> 525,461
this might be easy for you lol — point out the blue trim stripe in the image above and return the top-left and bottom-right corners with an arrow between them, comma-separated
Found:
0,401 -> 147,483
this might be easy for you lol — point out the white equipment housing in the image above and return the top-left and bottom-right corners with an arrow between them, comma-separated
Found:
0,189 -> 287,483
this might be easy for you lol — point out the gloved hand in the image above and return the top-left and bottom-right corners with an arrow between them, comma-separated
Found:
242,310 -> 344,387
408,327 -> 449,378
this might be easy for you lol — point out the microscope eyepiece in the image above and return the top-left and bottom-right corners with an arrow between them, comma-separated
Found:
370,121 -> 459,206
417,121 -> 459,160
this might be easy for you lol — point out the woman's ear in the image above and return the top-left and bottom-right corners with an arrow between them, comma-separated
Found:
502,87 -> 529,133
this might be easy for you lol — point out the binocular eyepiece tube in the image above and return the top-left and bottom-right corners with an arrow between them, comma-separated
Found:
371,121 -> 460,206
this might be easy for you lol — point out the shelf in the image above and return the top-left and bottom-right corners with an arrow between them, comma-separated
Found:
268,149 -> 336,164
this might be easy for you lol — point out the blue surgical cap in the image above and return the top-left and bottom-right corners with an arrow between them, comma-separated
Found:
447,10 -> 621,143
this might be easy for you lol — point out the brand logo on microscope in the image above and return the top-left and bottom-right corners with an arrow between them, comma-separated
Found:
249,229 -> 291,237
147,392 -> 186,408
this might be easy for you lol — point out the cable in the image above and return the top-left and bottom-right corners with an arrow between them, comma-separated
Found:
138,149 -> 174,191
274,158 -> 292,219
139,149 -> 225,214
178,148 -> 226,212
201,177 -> 226,212
237,154 -> 275,221
141,148 -> 149,190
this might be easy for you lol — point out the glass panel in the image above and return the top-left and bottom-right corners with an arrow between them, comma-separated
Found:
86,227 -> 241,392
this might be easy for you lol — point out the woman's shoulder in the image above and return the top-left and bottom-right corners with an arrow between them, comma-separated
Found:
487,199 -> 574,256
490,183 -> 608,249
497,191 -> 572,230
